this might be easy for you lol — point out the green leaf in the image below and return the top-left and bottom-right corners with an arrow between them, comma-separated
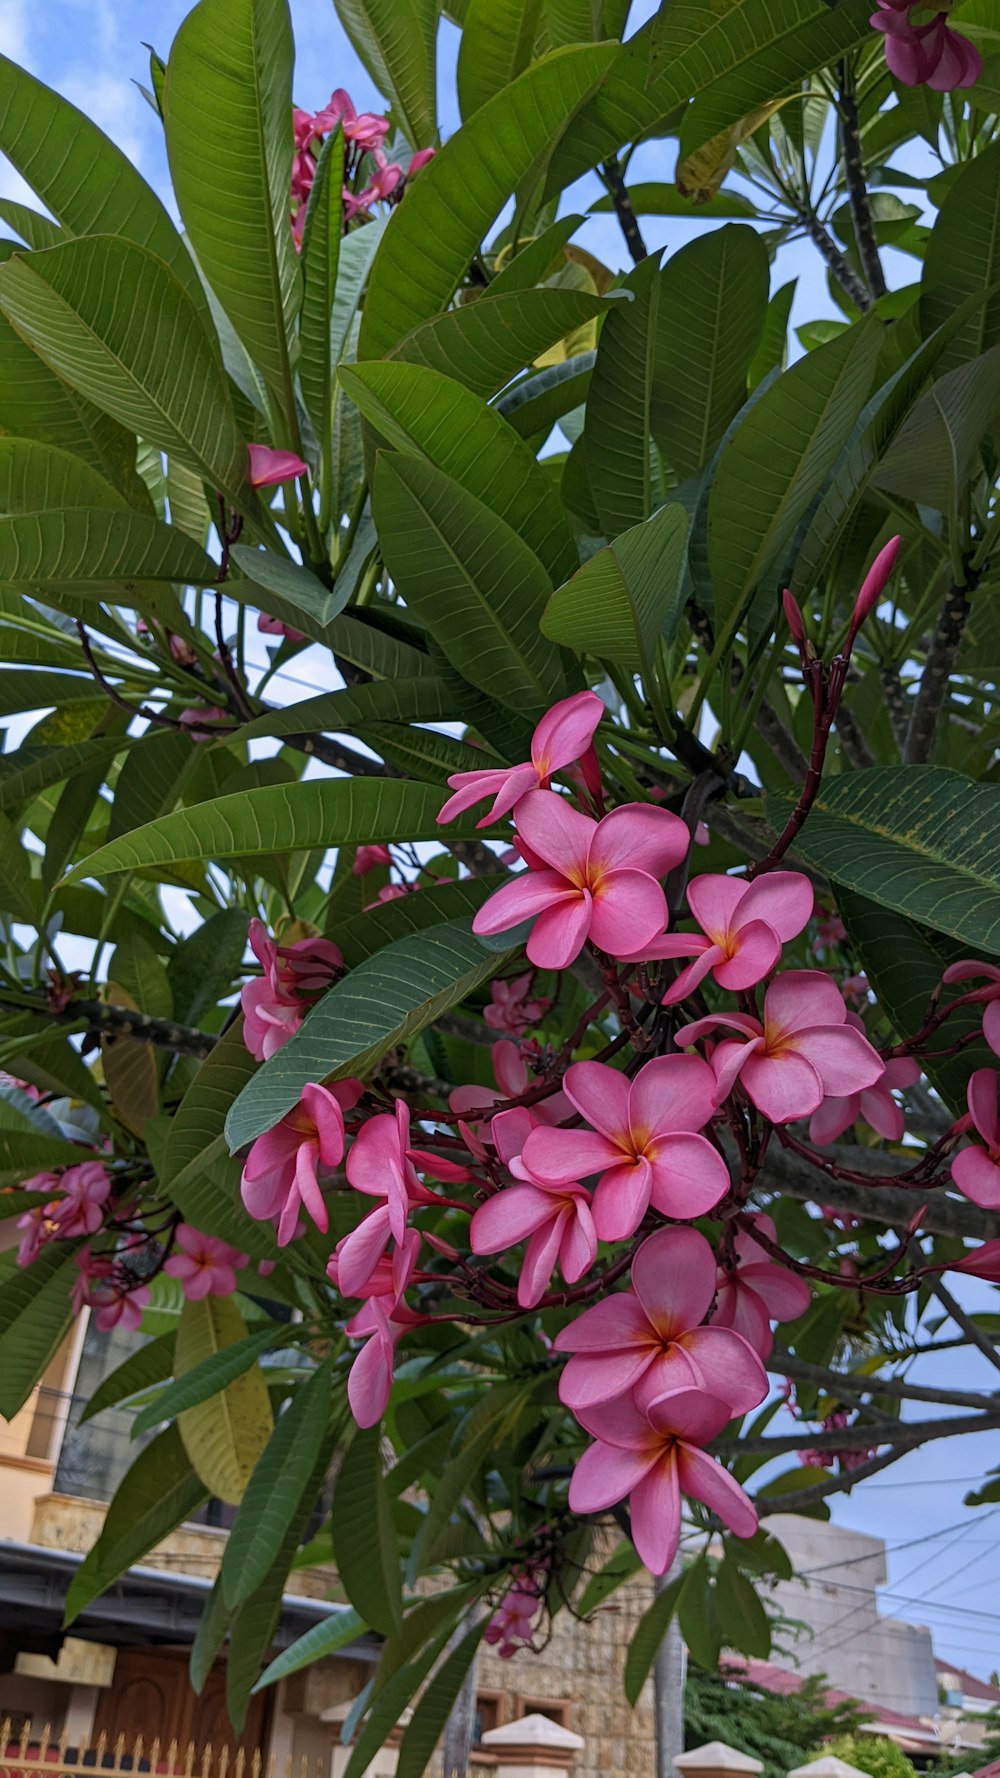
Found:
190,1575 -> 234,1695
542,502 -> 688,667
0,435 -> 132,512
131,1324 -> 280,1438
342,1625 -> 454,1778
583,254 -> 660,537
175,1295 -> 274,1506
871,347 -> 1000,515
496,349 -> 595,439
300,127 -> 345,445
231,543 -> 345,641
766,766 -> 1000,953
0,1242 -> 77,1417
707,317 -> 882,640
392,286 -> 607,400
547,0 -> 874,195
221,1357 -> 336,1607
166,908 -> 249,1027
0,239 -> 249,511
341,360 -> 577,585
64,1424 -> 208,1625
164,0 -> 301,414
66,779 -> 493,884
677,1555 -> 722,1673
624,1571 -> 684,1707
333,1424 -> 403,1636
0,316 -> 145,502
714,1555 -> 771,1659
373,451 -> 569,716
458,0 -> 543,118
0,197 -> 62,251
921,139 -> 1000,378
408,1383 -> 528,1579
335,878 -> 499,966
395,1619 -> 488,1778
0,508 -> 217,594
0,807 -> 36,922
238,675 -> 458,746
652,226 -> 769,478
107,731 -> 200,843
78,1332 -> 177,1424
0,56 -> 209,324
226,916 -> 511,1147
359,45 -> 616,361
838,890 -> 994,1115
576,1541 -> 643,1619
254,1604 -> 371,1691
335,0 -> 439,147
749,278 -> 796,391
590,182 -> 754,220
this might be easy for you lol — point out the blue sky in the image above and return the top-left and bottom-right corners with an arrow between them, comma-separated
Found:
2,0 -> 999,1680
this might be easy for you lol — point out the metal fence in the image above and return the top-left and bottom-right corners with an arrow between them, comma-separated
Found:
0,1722 -> 325,1778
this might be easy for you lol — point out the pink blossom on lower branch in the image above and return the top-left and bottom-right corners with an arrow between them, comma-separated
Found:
554,1227 -> 766,1414
164,1225 -> 249,1300
485,1571 -> 544,1658
337,1101 -> 468,1296
676,970 -> 885,1125
517,1054 -> 728,1240
241,918 -> 342,1062
712,1215 -> 812,1358
71,1250 -> 151,1332
469,1164 -> 597,1309
484,971 -> 551,1035
568,1386 -> 757,1574
472,790 -> 688,969
240,1080 -> 362,1245
951,1069 -> 1000,1208
438,689 -> 604,826
622,870 -> 814,1002
809,1013 -> 920,1145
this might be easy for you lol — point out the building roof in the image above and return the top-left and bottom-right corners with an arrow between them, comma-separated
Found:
936,1660 -> 1000,1705
972,1763 -> 1000,1778
722,1657 -> 973,1751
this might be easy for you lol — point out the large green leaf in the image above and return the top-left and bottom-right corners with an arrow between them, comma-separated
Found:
333,1424 -> 403,1636
389,286 -> 608,399
166,908 -> 249,1027
358,45 -> 616,360
341,360 -> 577,584
921,140 -> 1000,378
458,0 -> 543,117
652,226 -> 769,478
299,128 -> 345,447
0,316 -> 146,502
766,767 -> 1000,953
373,452 -> 569,716
0,56 -> 209,326
871,348 -> 1000,515
230,544 -> 348,642
0,1243 -> 77,1418
546,0 -> 874,194
174,1295 -> 274,1506
542,502 -> 688,667
0,436 -> 131,512
66,780 -> 494,884
78,1332 -> 178,1424
707,318 -> 882,640
584,254 -> 661,538
0,238 -> 249,510
226,916 -> 510,1147
0,508 -> 217,593
336,0 -> 439,146
395,1619 -> 488,1778
342,1625 -> 456,1778
64,1424 -> 209,1625
334,878 -> 499,966
496,350 -> 595,440
408,1382 -> 529,1577
837,890 -> 993,1116
239,675 -> 458,746
589,182 -> 755,220
254,1604 -> 371,1691
164,0 -> 301,416
623,1571 -> 685,1707
221,1357 -> 336,1607
0,735 -> 133,814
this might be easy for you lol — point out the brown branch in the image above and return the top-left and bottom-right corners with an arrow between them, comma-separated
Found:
755,1446 -> 904,1515
929,1277 -> 1000,1378
834,701 -> 875,770
904,573 -> 978,763
0,991 -> 219,1059
600,153 -> 648,264
837,65 -> 887,303
717,1407 -> 1000,1458
881,665 -> 910,752
774,1350 -> 997,1412
756,1142 -> 1000,1243
797,207 -> 873,313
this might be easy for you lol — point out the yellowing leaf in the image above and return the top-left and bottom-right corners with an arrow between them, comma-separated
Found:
175,1295 -> 274,1506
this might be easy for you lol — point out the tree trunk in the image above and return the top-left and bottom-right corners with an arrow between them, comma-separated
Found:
654,1555 -> 687,1778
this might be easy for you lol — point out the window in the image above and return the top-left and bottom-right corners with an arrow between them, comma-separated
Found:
473,1692 -> 504,1745
516,1697 -> 571,1729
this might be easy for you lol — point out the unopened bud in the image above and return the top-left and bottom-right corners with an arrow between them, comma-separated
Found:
849,535 -> 901,643
782,589 -> 806,647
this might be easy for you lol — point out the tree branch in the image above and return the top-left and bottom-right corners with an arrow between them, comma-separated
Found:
797,207 -> 874,313
880,665 -> 911,753
718,1407 -> 1000,1458
774,1350 -> 997,1412
834,701 -> 875,770
0,991 -> 219,1059
837,65 -> 887,303
757,1143 -> 1000,1243
755,1445 -> 904,1515
599,153 -> 648,264
904,573 -> 978,763
929,1277 -> 1000,1378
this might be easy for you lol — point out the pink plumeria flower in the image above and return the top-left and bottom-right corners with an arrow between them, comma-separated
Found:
950,1241 -> 1000,1283
16,1198 -> 59,1267
842,973 -> 869,1008
361,161 -> 403,204
178,704 -> 229,741
809,1012 -> 920,1145
676,970 -> 884,1126
345,1296 -> 413,1427
92,1285 -> 151,1333
246,444 -> 309,488
469,1164 -> 597,1309
941,960 -> 1000,1056
407,146 -> 436,175
951,1069 -> 1000,1209
554,1226 -> 766,1415
473,791 -> 688,970
448,1039 -> 569,1127
71,1251 -> 152,1331
712,1214 -> 812,1358
569,1385 -> 757,1574
624,870 -> 813,1004
870,2 -> 982,89
329,1228 -> 421,1304
484,972 -> 551,1036
353,843 -> 392,876
438,689 -> 604,828
258,612 -> 306,645
241,1080 -> 362,1245
241,919 -> 343,1062
164,1225 -> 249,1301
339,1102 -> 467,1296
485,1572 -> 543,1658
518,1055 -> 728,1242
48,1162 -> 112,1239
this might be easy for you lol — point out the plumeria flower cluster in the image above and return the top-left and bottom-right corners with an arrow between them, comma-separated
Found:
289,88 -> 434,246
870,1 -> 982,89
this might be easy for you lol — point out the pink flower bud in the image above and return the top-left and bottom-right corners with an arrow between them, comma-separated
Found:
408,147 -> 436,175
782,589 -> 806,647
246,444 -> 309,488
849,535 -> 901,641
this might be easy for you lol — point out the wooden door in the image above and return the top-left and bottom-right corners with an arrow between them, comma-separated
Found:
92,1650 -> 269,1757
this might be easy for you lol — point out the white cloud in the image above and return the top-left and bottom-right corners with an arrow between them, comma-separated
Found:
0,0 -> 31,61
59,70 -> 146,168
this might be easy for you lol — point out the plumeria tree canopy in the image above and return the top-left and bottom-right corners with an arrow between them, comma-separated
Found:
0,0 -> 999,1764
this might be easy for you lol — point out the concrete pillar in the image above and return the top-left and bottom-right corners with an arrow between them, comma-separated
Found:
787,1761 -> 870,1778
480,1711 -> 585,1778
674,1741 -> 766,1778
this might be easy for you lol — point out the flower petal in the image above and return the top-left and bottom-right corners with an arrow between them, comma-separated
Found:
563,1060 -> 631,1140
794,1024 -> 884,1097
558,1344 -> 656,1411
736,871 -> 814,943
521,1123 -> 621,1185
741,1049 -> 824,1123
526,892 -> 593,969
679,1326 -> 767,1415
952,1145 -> 1000,1209
686,874 -> 749,938
589,803 -> 689,879
519,1214 -> 565,1307
714,919 -> 781,991
968,1067 -> 1000,1148
645,1384 -> 733,1445
469,1184 -> 556,1254
630,1452 -> 682,1575
472,869 -> 574,934
648,1133 -> 730,1219
531,689 -> 604,776
628,1054 -> 719,1139
575,1394 -> 661,1449
630,1225 -> 717,1338
588,869 -> 667,956
592,1157 -> 654,1240
764,968 -> 846,1035
568,1440 -> 659,1513
514,787 -> 594,873
559,1198 -> 597,1283
675,1443 -> 758,1538
554,1291 -> 652,1353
